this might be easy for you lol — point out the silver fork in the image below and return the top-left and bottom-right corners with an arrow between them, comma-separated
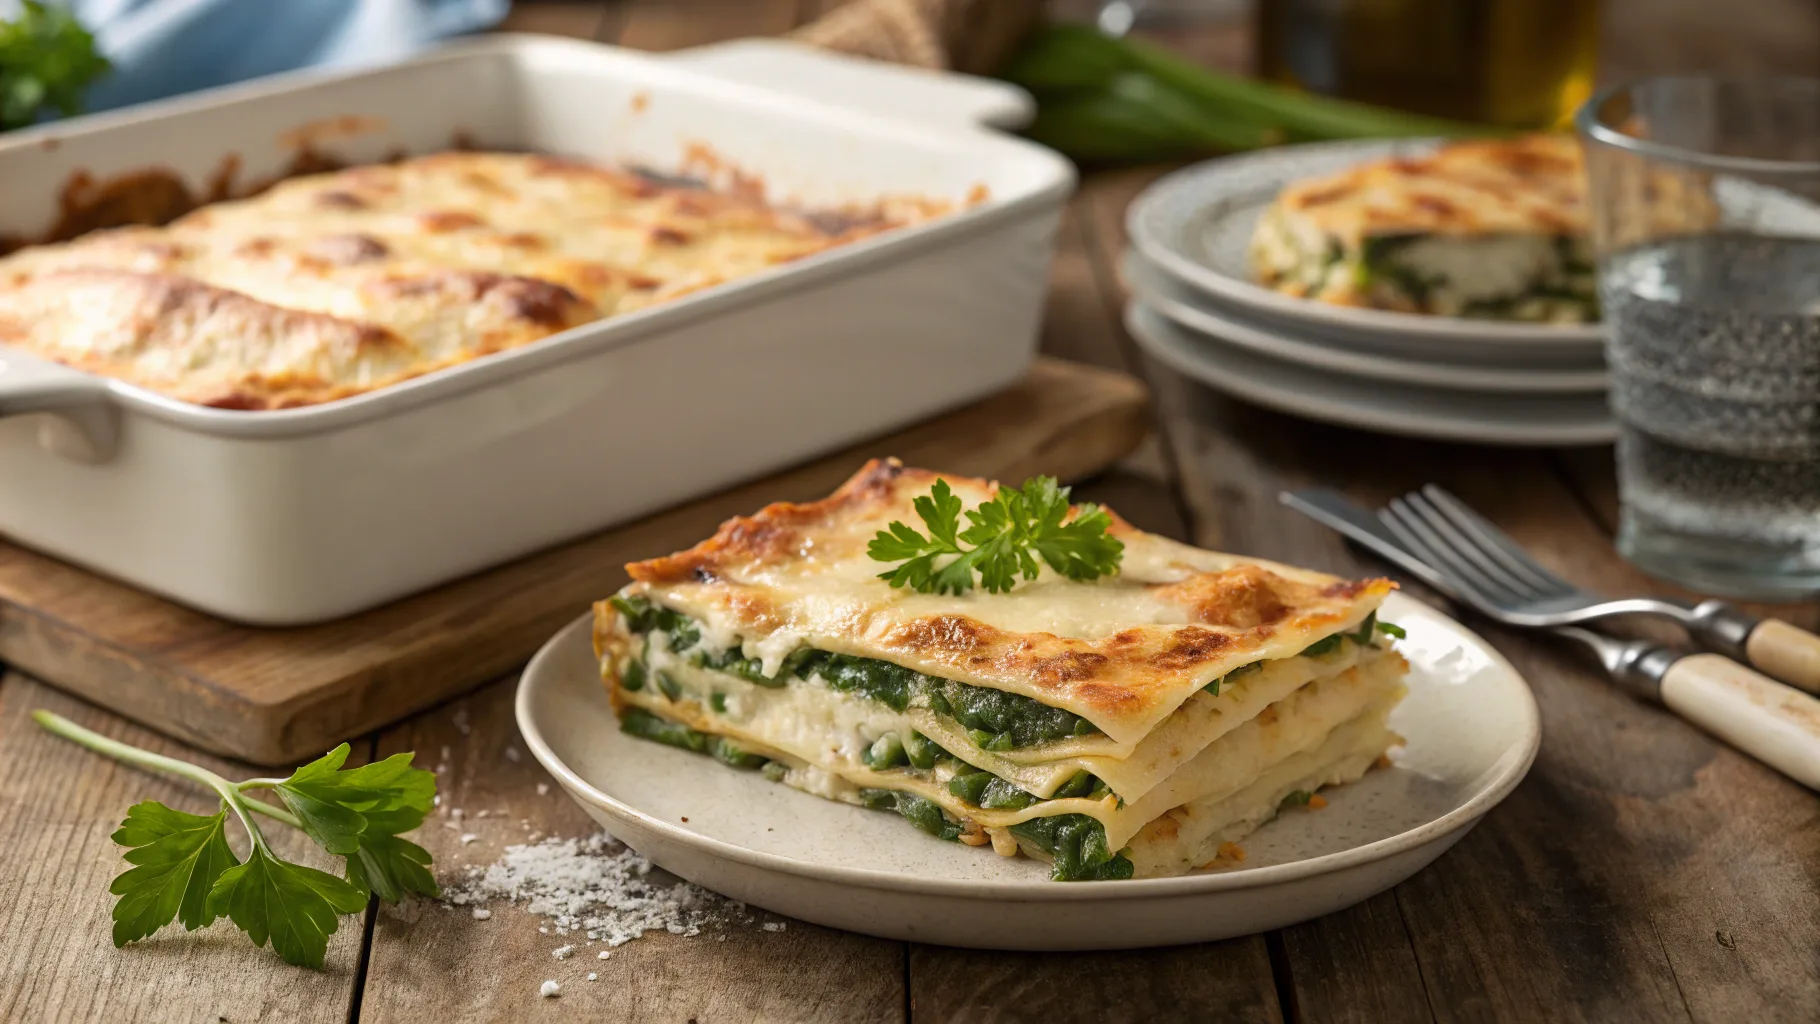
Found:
1280,486 -> 1820,791
1283,485 -> 1820,696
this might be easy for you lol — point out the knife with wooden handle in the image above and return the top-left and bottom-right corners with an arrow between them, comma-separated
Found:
1740,619 -> 1820,696
1564,628 -> 1820,791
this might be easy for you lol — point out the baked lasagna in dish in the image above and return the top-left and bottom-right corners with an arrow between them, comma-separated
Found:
1249,134 -> 1596,323
0,152 -> 935,409
593,460 -> 1408,881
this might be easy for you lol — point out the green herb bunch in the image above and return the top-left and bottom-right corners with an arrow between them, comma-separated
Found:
868,475 -> 1124,595
999,23 -> 1495,165
34,710 -> 438,969
0,1 -> 110,132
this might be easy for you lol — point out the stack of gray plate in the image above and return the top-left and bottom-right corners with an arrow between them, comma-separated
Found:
1123,140 -> 1613,446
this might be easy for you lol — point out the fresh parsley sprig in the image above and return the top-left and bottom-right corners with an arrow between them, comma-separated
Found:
867,476 -> 1124,595
33,710 -> 437,969
0,1 -> 111,132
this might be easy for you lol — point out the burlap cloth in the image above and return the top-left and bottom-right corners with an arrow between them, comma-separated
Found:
791,0 -> 1046,75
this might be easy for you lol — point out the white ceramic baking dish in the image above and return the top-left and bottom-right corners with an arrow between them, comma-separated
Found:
0,36 -> 1074,625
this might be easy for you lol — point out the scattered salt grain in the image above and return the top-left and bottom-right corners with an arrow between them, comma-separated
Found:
441,745 -> 451,762
450,807 -> 464,821
442,822 -> 459,832
536,783 -> 550,796
441,832 -> 761,949
505,745 -> 522,763
454,706 -> 471,735
460,833 -> 479,845
763,922 -> 786,932
471,908 -> 492,920
587,972 -> 598,981
477,810 -> 490,819
552,945 -> 574,959
539,980 -> 560,999
598,951 -> 611,960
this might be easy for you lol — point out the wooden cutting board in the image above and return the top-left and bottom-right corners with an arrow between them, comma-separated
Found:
0,359 -> 1149,765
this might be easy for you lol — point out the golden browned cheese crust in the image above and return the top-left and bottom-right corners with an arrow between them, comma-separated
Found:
0,152 -> 932,409
613,459 -> 1393,745
1267,134 -> 1587,245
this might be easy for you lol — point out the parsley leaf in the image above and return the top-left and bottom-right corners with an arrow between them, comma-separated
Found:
0,1 -> 111,132
108,801 -> 238,946
274,745 -> 436,859
868,475 -> 1124,595
346,830 -> 438,904
208,845 -> 368,969
32,709 -> 439,970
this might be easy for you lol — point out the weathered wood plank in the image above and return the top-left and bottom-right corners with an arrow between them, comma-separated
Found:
909,941 -> 1283,1024
356,676 -> 905,1024
1274,893 -> 1432,1024
0,674 -> 363,1024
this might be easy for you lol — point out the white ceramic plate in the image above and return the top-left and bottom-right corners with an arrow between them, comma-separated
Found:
1125,250 -> 1610,395
516,592 -> 1540,950
1125,139 -> 1607,362
1127,302 -> 1618,447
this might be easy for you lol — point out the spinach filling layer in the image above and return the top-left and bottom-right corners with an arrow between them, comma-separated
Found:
611,598 -> 1400,883
611,596 -> 1100,749
1357,233 -> 1598,321
617,704 -> 1132,880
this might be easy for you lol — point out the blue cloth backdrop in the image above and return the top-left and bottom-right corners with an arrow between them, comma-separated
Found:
3,0 -> 510,114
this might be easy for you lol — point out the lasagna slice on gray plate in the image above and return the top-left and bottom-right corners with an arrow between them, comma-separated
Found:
1249,134 -> 1596,323
593,459 -> 1408,881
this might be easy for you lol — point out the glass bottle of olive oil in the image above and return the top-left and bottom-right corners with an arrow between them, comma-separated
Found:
1254,0 -> 1600,129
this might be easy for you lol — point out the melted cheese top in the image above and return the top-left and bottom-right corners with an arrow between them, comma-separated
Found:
611,459 -> 1393,744
0,152 -> 935,409
1265,134 -> 1588,247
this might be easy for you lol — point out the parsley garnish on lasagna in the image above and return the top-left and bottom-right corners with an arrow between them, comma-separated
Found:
593,460 -> 1408,880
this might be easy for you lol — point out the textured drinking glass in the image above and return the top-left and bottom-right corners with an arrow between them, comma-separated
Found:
1579,76 -> 1820,598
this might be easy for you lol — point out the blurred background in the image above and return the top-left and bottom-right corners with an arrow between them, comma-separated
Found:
4,0 -> 1817,143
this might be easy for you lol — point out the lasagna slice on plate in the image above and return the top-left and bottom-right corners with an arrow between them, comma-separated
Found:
1249,134 -> 1596,323
593,460 -> 1408,881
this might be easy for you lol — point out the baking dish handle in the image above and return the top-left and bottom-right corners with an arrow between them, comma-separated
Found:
664,39 -> 1036,132
0,351 -> 118,463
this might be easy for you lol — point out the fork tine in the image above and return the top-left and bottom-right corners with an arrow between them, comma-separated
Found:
1381,498 -> 1522,608
1402,492 -> 1549,601
1420,485 -> 1580,599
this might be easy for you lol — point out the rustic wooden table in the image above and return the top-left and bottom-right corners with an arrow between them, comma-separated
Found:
5,2 -> 1819,1022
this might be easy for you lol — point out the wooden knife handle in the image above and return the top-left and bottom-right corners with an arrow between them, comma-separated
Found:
1745,619 -> 1820,696
1660,653 -> 1820,791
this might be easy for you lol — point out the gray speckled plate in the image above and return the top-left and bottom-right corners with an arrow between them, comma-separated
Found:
516,592 -> 1540,950
1126,139 -> 1607,359
1127,302 -> 1617,447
